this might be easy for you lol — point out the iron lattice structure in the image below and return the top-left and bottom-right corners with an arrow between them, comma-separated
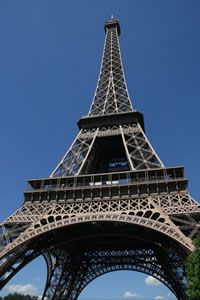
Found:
0,19 -> 200,300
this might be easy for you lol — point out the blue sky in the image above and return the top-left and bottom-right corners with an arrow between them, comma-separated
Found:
0,1 -> 200,299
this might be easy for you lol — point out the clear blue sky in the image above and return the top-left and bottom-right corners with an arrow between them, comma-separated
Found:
0,1 -> 200,299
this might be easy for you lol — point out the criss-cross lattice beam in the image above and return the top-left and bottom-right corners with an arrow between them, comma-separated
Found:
0,246 -> 36,289
121,124 -> 164,169
0,227 -> 189,299
154,247 -> 187,300
1,190 -> 199,256
89,19 -> 133,116
42,251 -> 72,299
50,129 -> 98,177
0,18 -> 199,300
41,247 -> 185,300
0,195 -> 194,261
49,123 -> 164,177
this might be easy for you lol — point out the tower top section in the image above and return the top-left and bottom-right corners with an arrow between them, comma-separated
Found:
104,18 -> 121,35
88,18 -> 133,116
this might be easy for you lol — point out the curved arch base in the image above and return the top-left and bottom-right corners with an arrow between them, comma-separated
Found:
0,223 -> 188,300
42,244 -> 187,300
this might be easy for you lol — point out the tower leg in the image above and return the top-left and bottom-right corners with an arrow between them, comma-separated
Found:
42,249 -> 86,300
155,247 -> 188,300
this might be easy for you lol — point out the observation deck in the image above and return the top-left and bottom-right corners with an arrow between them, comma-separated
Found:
24,167 -> 187,204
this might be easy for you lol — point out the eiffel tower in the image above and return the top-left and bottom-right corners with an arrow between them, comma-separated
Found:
0,18 -> 200,300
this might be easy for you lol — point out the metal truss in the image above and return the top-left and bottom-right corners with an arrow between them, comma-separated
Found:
89,20 -> 133,116
3,191 -> 200,224
41,247 -> 187,300
0,192 -> 196,260
0,18 -> 200,300
49,18 -> 164,177
42,251 -> 78,299
51,123 -> 164,177
0,246 -> 37,289
0,235 -> 188,300
120,124 -> 164,169
51,129 -> 98,177
0,186 -> 199,298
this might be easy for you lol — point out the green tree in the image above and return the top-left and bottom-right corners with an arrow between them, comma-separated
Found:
3,294 -> 38,300
186,238 -> 200,300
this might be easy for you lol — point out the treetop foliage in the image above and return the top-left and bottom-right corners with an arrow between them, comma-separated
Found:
186,238 -> 200,300
0,293 -> 39,300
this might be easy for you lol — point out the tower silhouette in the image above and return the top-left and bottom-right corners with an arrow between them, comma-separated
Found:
0,18 -> 200,300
